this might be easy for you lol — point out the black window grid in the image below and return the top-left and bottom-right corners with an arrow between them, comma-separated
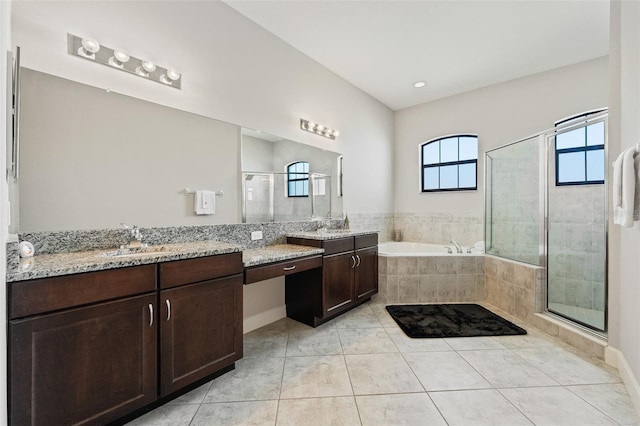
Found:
420,135 -> 478,192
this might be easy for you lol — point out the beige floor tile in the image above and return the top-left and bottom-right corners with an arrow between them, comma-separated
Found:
386,328 -> 453,353
244,333 -> 288,358
492,332 -> 556,349
500,386 -> 619,425
513,347 -> 621,385
404,351 -> 491,391
345,353 -> 423,395
429,389 -> 533,426
335,304 -> 383,328
276,397 -> 360,426
338,327 -> 398,354
444,336 -> 506,351
167,382 -> 212,405
286,327 -> 343,357
568,383 -> 640,425
280,355 -> 353,399
126,403 -> 199,426
356,393 -> 447,426
191,400 -> 278,426
459,349 -> 557,388
204,357 -> 284,402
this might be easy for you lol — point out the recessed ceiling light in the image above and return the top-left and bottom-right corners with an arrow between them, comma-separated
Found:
413,81 -> 426,88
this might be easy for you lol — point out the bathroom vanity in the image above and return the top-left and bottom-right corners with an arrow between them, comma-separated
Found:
7,244 -> 243,426
285,232 -> 379,327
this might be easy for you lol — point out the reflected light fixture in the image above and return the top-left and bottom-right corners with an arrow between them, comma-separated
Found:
77,37 -> 100,59
300,118 -> 339,140
67,33 -> 182,90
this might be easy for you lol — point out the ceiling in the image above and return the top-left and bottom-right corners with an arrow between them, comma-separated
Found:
225,0 -> 610,111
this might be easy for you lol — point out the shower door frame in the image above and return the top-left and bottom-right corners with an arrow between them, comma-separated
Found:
542,111 -> 609,336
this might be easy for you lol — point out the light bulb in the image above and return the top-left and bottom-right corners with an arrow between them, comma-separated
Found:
78,37 -> 100,59
135,61 -> 156,77
333,130 -> 340,137
142,61 -> 156,73
160,68 -> 181,84
308,122 -> 315,130
316,125 -> 324,132
108,50 -> 130,68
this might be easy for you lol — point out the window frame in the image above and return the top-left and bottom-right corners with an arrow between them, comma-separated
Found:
286,161 -> 310,198
420,134 -> 478,193
554,109 -> 606,187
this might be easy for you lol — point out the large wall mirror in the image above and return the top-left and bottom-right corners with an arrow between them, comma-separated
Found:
14,68 -> 344,232
241,128 -> 343,223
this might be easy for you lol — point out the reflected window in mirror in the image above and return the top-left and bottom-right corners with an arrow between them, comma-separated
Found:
287,161 -> 309,197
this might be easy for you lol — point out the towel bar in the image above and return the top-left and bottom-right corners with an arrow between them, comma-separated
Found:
183,188 -> 224,196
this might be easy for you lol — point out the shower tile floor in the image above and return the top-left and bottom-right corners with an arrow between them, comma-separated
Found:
127,303 -> 639,426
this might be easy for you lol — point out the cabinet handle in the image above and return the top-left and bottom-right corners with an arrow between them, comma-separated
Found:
283,265 -> 296,271
148,304 -> 154,327
351,255 -> 356,269
166,299 -> 171,321
356,254 -> 361,267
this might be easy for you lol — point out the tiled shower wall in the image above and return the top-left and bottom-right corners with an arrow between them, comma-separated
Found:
392,212 -> 483,247
547,184 -> 606,312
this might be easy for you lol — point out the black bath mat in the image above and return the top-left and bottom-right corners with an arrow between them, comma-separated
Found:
386,304 -> 527,338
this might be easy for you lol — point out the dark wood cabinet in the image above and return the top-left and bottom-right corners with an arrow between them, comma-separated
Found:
286,233 -> 378,326
9,252 -> 243,426
10,293 -> 157,426
160,275 -> 243,396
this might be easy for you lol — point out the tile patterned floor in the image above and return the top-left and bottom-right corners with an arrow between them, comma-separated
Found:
127,303 -> 639,426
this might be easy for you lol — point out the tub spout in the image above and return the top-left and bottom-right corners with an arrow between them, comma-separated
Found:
449,240 -> 462,254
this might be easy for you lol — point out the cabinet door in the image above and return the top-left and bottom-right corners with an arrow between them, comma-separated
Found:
10,294 -> 157,426
160,274 -> 243,396
355,247 -> 379,301
322,251 -> 355,316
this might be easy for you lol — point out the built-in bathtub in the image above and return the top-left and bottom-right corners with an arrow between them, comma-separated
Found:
378,241 -> 483,256
376,241 -> 484,305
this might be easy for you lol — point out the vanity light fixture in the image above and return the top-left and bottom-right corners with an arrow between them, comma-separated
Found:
300,118 -> 339,140
67,33 -> 182,90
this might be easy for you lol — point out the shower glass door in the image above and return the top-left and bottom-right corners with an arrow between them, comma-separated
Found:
546,114 -> 607,332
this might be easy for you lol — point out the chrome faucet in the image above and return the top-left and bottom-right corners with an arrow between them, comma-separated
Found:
449,240 -> 462,254
122,223 -> 143,249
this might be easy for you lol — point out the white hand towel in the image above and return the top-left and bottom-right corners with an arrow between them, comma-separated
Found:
635,152 -> 640,221
195,190 -> 215,215
614,147 -> 637,227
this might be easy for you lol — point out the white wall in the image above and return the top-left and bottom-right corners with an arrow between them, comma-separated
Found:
608,0 -> 640,387
11,1 -> 395,218
1,1 -> 11,424
394,57 -> 609,216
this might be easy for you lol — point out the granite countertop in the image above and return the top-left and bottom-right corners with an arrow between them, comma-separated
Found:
243,244 -> 324,267
286,229 -> 378,240
7,240 -> 242,282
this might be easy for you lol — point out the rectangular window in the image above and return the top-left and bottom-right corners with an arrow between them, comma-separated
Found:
555,120 -> 605,186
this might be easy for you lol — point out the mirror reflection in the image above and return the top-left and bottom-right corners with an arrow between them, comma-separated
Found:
241,129 -> 343,223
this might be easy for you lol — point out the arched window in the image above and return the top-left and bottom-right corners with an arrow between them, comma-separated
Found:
421,135 -> 478,192
554,109 -> 606,186
286,161 -> 309,197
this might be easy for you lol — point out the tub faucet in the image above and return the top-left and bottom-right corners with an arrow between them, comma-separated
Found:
449,240 -> 462,254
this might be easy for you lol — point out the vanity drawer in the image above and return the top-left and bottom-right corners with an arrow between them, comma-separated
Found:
9,265 -> 157,319
355,234 -> 378,249
245,255 -> 322,284
159,252 -> 243,289
322,238 -> 355,256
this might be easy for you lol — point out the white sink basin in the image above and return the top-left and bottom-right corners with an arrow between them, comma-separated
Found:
100,245 -> 170,258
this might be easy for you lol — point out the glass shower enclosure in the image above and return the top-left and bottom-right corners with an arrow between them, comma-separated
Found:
485,111 -> 607,333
